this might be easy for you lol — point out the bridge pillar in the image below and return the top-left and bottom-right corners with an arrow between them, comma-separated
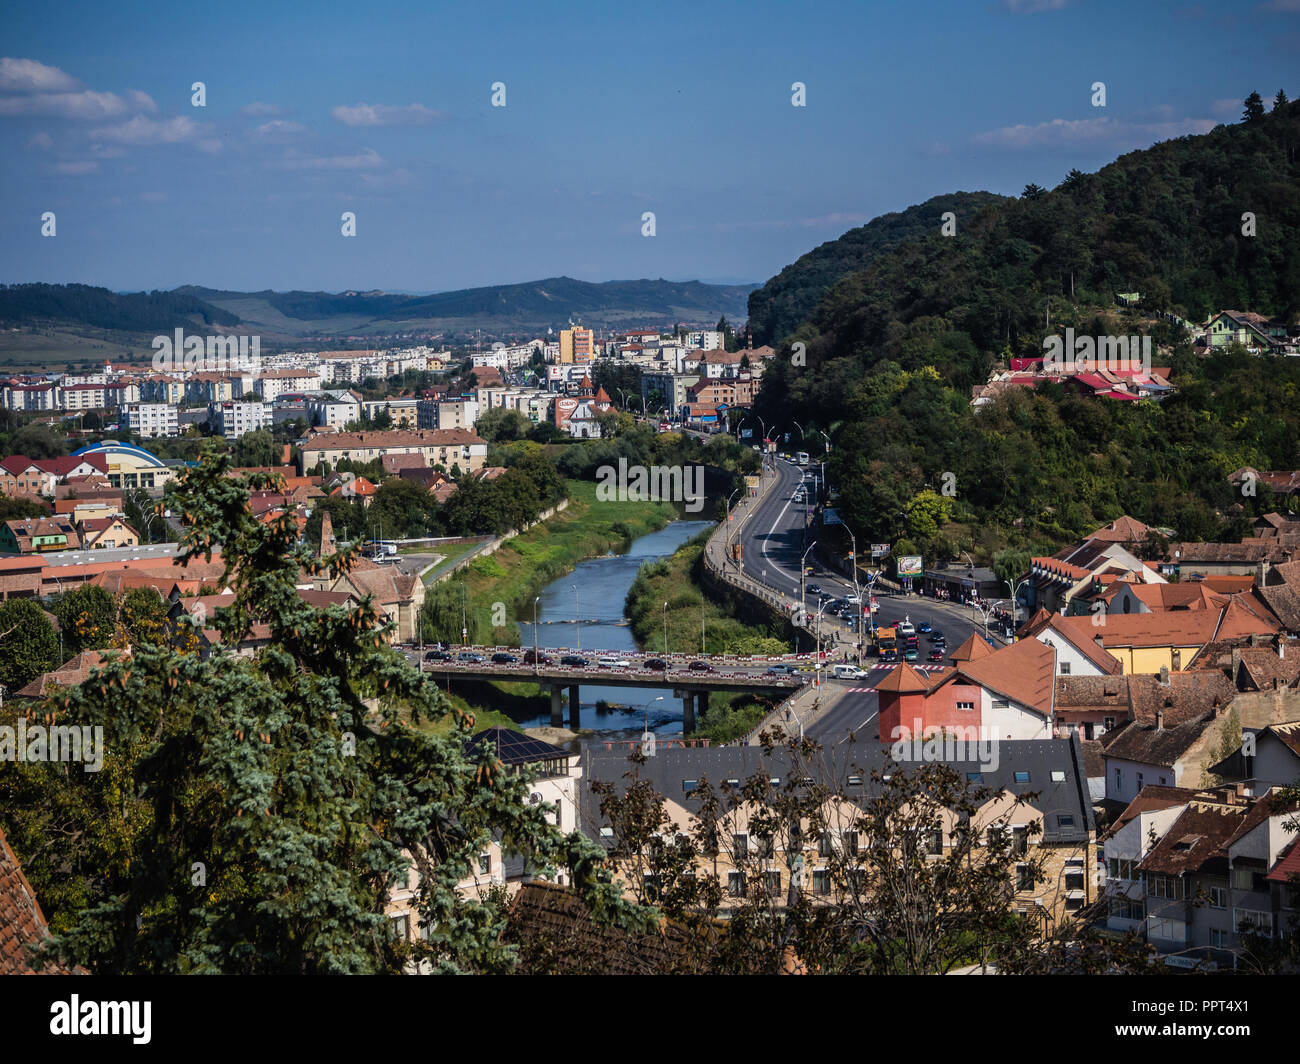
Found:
684,691 -> 702,734
549,686 -> 563,728
568,685 -> 581,730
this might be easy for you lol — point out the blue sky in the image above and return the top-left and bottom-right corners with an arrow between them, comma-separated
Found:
2,0 -> 1297,295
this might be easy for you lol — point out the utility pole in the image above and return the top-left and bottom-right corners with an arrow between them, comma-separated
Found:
662,601 -> 669,657
571,584 -> 580,652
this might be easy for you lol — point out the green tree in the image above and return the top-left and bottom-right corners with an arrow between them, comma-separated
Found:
53,585 -> 116,654
1244,91 -> 1266,122
231,429 -> 276,469
1275,89 -> 1289,112
0,598 -> 60,692
992,549 -> 1032,601
7,452 -> 632,974
118,587 -> 169,648
420,579 -> 480,644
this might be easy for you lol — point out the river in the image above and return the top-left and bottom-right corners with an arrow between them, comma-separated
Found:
514,518 -> 715,735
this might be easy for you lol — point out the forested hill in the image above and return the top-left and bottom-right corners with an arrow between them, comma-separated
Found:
0,283 -> 241,332
746,190 -> 1009,346
751,92 -> 1300,561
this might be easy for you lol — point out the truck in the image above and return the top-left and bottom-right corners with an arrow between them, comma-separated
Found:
876,625 -> 897,652
796,451 -> 810,466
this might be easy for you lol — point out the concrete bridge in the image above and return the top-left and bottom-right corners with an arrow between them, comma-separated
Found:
414,646 -> 809,731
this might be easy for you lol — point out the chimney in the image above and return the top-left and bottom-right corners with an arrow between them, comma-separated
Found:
1155,709 -> 1164,731
1159,665 -> 1170,686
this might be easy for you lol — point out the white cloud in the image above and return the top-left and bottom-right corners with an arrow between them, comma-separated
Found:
972,114 -> 1216,149
51,160 -> 98,175
1003,0 -> 1071,12
27,130 -> 53,149
0,89 -> 148,119
1211,97 -> 1242,117
240,101 -> 283,116
91,114 -> 199,144
255,119 -> 307,139
0,57 -> 81,93
331,101 -> 446,126
276,147 -> 384,170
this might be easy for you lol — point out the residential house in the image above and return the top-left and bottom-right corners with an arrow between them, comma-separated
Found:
0,516 -> 80,554
299,429 -> 487,477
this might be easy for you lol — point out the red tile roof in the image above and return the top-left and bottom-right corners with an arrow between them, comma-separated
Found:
0,826 -> 78,974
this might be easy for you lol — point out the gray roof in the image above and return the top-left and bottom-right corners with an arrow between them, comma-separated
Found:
578,735 -> 1095,845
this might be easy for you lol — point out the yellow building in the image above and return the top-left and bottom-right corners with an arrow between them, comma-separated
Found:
559,327 -> 595,364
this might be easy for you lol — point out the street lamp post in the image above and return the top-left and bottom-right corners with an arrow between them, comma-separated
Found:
459,582 -> 468,646
1005,578 -> 1027,639
570,584 -> 580,652
662,601 -> 669,657
844,527 -> 862,665
814,599 -> 827,686
724,488 -> 742,569
700,596 -> 707,655
533,596 -> 541,667
800,542 -> 816,615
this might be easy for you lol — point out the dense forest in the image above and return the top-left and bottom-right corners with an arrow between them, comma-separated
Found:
746,190 -> 1009,347
0,283 -> 240,332
754,93 -> 1300,563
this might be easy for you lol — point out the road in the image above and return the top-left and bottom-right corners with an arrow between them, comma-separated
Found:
723,455 -> 986,661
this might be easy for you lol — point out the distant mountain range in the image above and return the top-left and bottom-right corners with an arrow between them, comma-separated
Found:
0,277 -> 756,349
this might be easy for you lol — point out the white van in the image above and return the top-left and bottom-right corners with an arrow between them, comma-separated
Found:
832,664 -> 868,679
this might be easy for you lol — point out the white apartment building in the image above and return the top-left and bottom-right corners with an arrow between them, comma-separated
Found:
126,402 -> 180,438
308,396 -> 361,430
416,398 -> 479,430
256,369 -> 324,402
686,330 -> 724,350
477,387 -> 552,423
208,401 -> 271,441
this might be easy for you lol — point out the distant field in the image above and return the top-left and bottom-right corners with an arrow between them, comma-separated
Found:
0,326 -> 152,371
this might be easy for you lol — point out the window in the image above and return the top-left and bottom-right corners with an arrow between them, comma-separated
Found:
1065,870 -> 1086,891
478,853 -> 491,876
757,834 -> 774,858
1058,814 -> 1075,827
991,699 -> 1010,710
643,874 -> 661,901
1065,894 -> 1085,912
1234,909 -> 1273,938
1114,768 -> 1123,790
926,828 -> 944,856
812,869 -> 832,895
725,778 -> 740,788
957,701 -> 975,712
1104,716 -> 1116,731
843,830 -> 859,857
1147,917 -> 1187,944
389,914 -> 410,941
733,833 -> 749,859
1210,928 -> 1230,948
1051,770 -> 1066,783
1231,868 -> 1257,892
769,777 -> 781,787
1016,864 -> 1035,892
1059,662 -> 1071,675
728,871 -> 746,898
1146,873 -> 1185,900
819,834 -> 833,858
847,775 -> 863,788
1109,897 -> 1143,920
966,772 -> 983,784
1014,771 -> 1031,784
765,871 -> 782,896
682,779 -> 698,794
1136,772 -> 1144,791
599,826 -> 614,838
1011,826 -> 1028,856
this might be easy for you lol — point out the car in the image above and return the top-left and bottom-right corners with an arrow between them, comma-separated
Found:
917,621 -> 932,633
831,664 -> 868,679
457,651 -> 485,663
644,658 -> 668,671
559,654 -> 589,667
597,656 -> 631,668
806,583 -> 822,595
687,660 -> 715,672
897,621 -> 916,637
929,631 -> 946,643
424,650 -> 452,661
880,649 -> 900,663
523,649 -> 553,665
845,595 -> 861,605
927,649 -> 945,662
491,652 -> 519,664
766,663 -> 799,676
904,648 -> 919,662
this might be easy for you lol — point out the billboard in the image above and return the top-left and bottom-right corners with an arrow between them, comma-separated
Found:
871,543 -> 889,557
897,555 -> 923,577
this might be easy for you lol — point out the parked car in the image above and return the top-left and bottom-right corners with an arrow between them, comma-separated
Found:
424,650 -> 452,661
927,649 -> 945,662
880,649 -> 900,663
457,651 -> 485,663
491,652 -> 519,664
560,654 -> 589,667
523,649 -> 553,665
929,631 -> 946,644
687,660 -> 715,672
598,656 -> 631,668
644,658 -> 668,671
904,647 -> 919,662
